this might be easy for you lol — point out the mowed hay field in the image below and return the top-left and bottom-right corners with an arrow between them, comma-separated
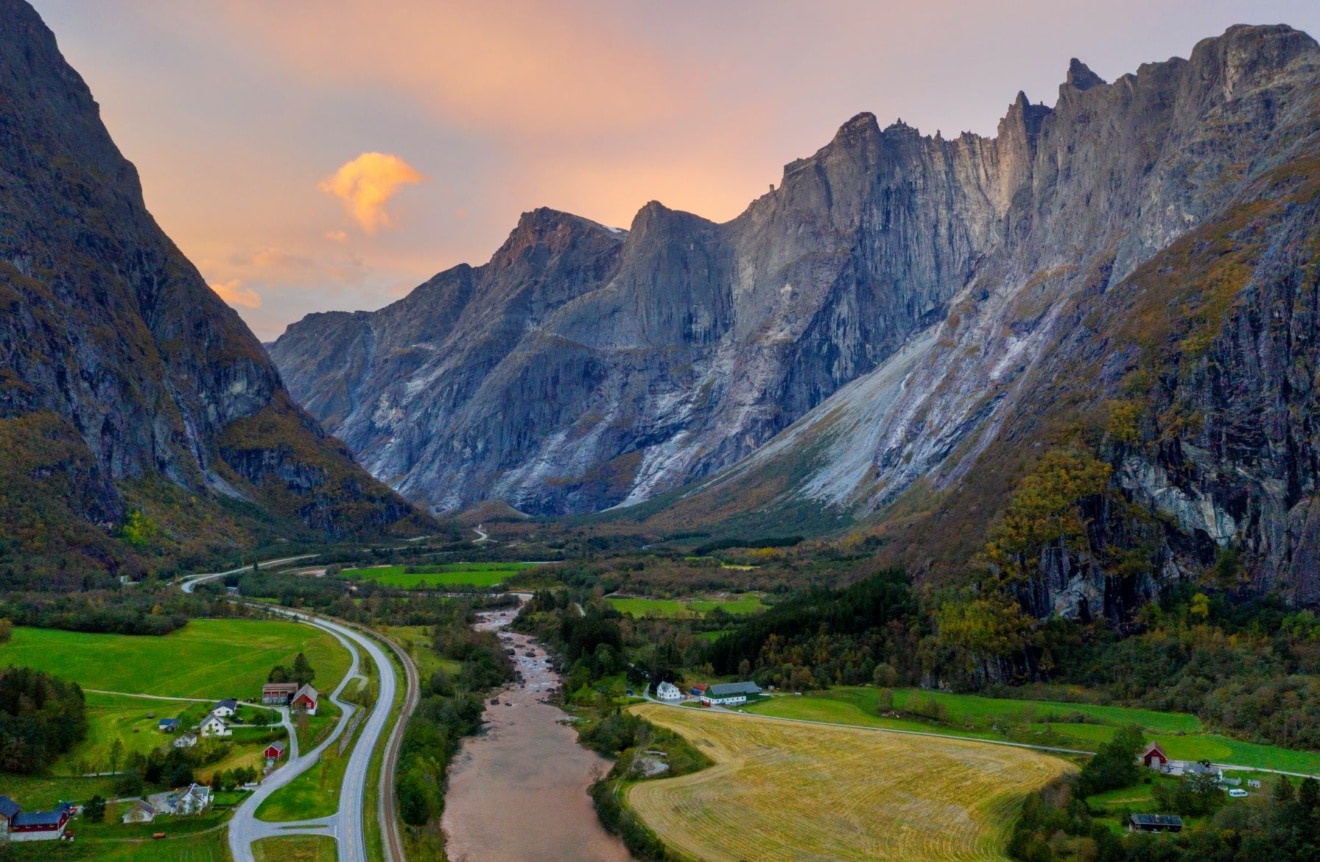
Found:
0,618 -> 351,699
628,704 -> 1073,862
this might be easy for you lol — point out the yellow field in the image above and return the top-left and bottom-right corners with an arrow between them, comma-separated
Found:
628,704 -> 1073,862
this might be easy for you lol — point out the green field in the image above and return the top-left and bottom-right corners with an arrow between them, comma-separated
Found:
743,687 -> 1320,775
0,619 -> 352,700
385,625 -> 462,679
51,692 -> 283,777
254,835 -> 337,862
342,561 -> 538,589
6,815 -> 229,862
607,594 -> 766,618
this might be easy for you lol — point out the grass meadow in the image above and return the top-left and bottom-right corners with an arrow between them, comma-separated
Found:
628,703 -> 1072,862
743,687 -> 1320,775
607,594 -> 766,618
0,618 -> 351,699
253,836 -> 338,862
341,561 -> 538,589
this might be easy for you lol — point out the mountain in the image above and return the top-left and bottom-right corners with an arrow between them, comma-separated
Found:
273,26 -> 1320,601
0,0 -> 432,584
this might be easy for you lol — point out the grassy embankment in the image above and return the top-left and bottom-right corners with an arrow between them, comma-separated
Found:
342,561 -> 539,589
742,687 -> 1320,775
606,594 -> 766,618
253,835 -> 338,862
628,702 -> 1072,862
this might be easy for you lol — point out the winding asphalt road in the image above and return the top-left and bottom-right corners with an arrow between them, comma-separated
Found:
179,561 -> 403,862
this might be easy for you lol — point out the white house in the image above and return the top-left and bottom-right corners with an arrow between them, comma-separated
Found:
166,784 -> 212,816
173,731 -> 199,749
211,699 -> 239,718
700,681 -> 762,706
655,681 -> 683,701
199,713 -> 231,738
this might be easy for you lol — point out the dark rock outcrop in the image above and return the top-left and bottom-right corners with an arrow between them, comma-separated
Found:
0,0 -> 432,579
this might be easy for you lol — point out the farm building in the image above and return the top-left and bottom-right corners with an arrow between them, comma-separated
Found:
199,712 -> 231,737
262,682 -> 299,705
1142,742 -> 1168,768
122,800 -> 156,824
9,803 -> 74,841
291,684 -> 319,715
174,731 -> 199,748
212,699 -> 239,718
166,784 -> 212,816
700,681 -> 762,706
265,740 -> 287,761
690,683 -> 708,696
0,795 -> 20,837
158,717 -> 180,732
1129,814 -> 1184,833
655,682 -> 683,701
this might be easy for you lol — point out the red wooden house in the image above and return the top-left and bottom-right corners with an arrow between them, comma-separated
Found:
264,740 -> 287,760
1142,742 -> 1168,768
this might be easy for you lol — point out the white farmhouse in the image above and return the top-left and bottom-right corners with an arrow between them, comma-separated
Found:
199,712 -> 231,738
655,681 -> 683,701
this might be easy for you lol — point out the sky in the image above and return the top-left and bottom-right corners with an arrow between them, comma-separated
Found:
28,1 -> 1320,341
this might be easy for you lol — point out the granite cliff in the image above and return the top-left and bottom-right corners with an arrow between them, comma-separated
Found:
274,25 -> 1320,604
0,0 -> 432,583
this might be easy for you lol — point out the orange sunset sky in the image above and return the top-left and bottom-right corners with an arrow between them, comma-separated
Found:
28,0 -> 1320,341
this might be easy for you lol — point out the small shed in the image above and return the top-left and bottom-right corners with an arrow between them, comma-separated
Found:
1142,742 -> 1168,768
158,717 -> 180,733
174,731 -> 199,749
264,740 -> 287,760
1129,813 -> 1183,833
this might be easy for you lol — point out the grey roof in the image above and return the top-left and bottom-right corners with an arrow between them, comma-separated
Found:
0,796 -> 20,819
267,740 -> 286,752
216,699 -> 238,710
293,683 -> 318,702
707,682 -> 762,697
1130,814 -> 1183,827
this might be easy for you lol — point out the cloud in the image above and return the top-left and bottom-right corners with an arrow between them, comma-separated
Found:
210,278 -> 262,309
318,152 -> 426,234
324,229 -> 349,243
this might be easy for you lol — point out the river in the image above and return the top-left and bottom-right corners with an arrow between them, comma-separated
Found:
440,604 -> 633,862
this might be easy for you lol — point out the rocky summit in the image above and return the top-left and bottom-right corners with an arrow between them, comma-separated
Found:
273,25 -> 1320,601
0,0 -> 431,582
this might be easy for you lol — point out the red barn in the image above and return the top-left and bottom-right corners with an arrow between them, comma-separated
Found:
1142,742 -> 1168,768
264,740 -> 287,760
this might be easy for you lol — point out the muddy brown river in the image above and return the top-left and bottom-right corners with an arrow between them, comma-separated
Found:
440,605 -> 632,862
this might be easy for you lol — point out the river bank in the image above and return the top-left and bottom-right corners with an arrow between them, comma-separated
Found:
440,605 -> 632,862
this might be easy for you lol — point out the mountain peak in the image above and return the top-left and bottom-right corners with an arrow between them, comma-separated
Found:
1065,58 -> 1105,91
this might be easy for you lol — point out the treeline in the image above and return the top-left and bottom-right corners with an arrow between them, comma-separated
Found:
582,711 -> 712,861
0,587 -> 228,636
707,566 -> 917,684
0,667 -> 86,773
394,602 -> 513,852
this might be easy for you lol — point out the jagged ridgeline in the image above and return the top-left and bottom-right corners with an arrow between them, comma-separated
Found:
0,0 -> 434,585
272,25 -> 1320,606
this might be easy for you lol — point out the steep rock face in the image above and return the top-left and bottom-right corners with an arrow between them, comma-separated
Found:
679,26 -> 1320,607
274,24 -> 1320,552
0,0 -> 430,577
